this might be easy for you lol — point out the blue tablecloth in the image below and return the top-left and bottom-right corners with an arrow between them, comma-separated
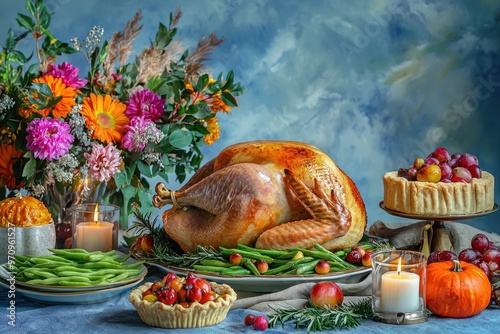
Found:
1,267 -> 499,334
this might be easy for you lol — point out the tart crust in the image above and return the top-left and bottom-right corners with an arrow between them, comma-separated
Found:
129,281 -> 236,328
383,171 -> 495,216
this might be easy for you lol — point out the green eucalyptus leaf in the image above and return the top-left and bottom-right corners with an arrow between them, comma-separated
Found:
22,158 -> 36,179
137,160 -> 153,178
169,129 -> 193,149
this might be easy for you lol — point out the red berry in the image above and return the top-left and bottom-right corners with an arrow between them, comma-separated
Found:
252,315 -> 269,331
244,314 -> 255,326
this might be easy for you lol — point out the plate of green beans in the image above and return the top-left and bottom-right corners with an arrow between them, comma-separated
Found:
1,248 -> 147,292
145,243 -> 378,293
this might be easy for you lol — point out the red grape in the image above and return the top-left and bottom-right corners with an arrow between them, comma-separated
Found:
450,176 -> 467,183
468,164 -> 482,179
438,250 -> 458,261
424,157 -> 439,166
432,147 -> 451,162
452,167 -> 472,183
471,233 -> 490,253
459,248 -> 481,263
438,162 -> 453,180
253,315 -> 269,331
244,314 -> 255,326
477,261 -> 492,277
427,252 -> 441,264
483,248 -> 500,263
457,153 -> 478,168
488,261 -> 499,274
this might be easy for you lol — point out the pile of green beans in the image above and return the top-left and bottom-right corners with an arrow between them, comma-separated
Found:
193,243 -> 374,276
7,249 -> 144,286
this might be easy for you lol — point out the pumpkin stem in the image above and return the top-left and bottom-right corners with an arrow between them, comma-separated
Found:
15,192 -> 23,200
450,259 -> 463,272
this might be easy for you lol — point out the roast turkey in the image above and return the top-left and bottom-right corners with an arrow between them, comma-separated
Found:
153,140 -> 367,253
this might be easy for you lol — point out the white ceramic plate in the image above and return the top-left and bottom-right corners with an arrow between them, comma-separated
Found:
0,276 -> 143,304
0,252 -> 147,292
148,262 -> 371,293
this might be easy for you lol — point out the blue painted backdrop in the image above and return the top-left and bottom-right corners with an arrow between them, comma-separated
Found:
2,0 -> 499,233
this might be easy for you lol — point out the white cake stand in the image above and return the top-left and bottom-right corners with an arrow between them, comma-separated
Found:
379,201 -> 499,252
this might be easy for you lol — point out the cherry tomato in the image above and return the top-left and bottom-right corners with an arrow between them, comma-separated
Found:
158,288 -> 178,305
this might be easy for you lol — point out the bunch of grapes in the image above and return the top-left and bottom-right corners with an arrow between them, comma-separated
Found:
428,233 -> 500,305
398,146 -> 482,183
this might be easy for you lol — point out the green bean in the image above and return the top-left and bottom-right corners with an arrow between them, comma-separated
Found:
219,247 -> 274,263
295,259 -> 320,275
200,259 -> 233,268
106,271 -> 132,283
219,267 -> 251,275
26,276 -> 91,285
58,280 -> 93,286
264,262 -> 295,275
314,244 -> 356,268
48,249 -> 104,262
52,266 -> 94,273
242,258 -> 261,276
236,244 -> 289,258
193,265 -> 229,273
25,269 -> 58,279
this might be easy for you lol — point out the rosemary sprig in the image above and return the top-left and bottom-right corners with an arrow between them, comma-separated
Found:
269,298 -> 374,332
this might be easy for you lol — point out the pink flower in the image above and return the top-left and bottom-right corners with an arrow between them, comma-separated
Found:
26,118 -> 74,161
122,116 -> 163,152
46,62 -> 88,89
125,89 -> 165,122
84,143 -> 122,183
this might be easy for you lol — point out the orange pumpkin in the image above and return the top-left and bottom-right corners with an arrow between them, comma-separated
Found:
0,193 -> 52,227
426,260 -> 491,318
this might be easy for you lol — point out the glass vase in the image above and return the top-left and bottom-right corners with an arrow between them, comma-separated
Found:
43,174 -> 107,248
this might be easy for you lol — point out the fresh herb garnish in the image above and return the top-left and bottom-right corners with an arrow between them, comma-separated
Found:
269,298 -> 374,332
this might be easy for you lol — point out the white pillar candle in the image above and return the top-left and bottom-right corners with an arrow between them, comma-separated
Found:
75,221 -> 113,252
380,258 -> 420,313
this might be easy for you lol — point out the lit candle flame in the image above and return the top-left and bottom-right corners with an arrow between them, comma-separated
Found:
93,204 -> 99,223
397,257 -> 402,275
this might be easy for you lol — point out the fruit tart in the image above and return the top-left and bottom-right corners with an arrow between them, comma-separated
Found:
129,272 -> 237,328
383,147 -> 495,216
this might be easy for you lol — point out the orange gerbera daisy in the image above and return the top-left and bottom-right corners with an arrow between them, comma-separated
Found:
32,75 -> 77,118
204,117 -> 220,145
81,93 -> 129,144
0,143 -> 23,190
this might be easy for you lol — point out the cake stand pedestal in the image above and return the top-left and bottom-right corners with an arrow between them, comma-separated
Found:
379,201 -> 498,253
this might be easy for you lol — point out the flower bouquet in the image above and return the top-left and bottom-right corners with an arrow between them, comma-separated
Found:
0,0 -> 245,233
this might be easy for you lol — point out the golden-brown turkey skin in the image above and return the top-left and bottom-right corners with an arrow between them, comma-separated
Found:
154,140 -> 367,252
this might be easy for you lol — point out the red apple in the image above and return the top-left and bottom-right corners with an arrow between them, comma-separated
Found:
309,281 -> 343,308
361,251 -> 373,267
315,260 -> 331,274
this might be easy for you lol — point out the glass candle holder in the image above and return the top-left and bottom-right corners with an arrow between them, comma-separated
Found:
371,250 -> 427,325
71,203 -> 119,252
